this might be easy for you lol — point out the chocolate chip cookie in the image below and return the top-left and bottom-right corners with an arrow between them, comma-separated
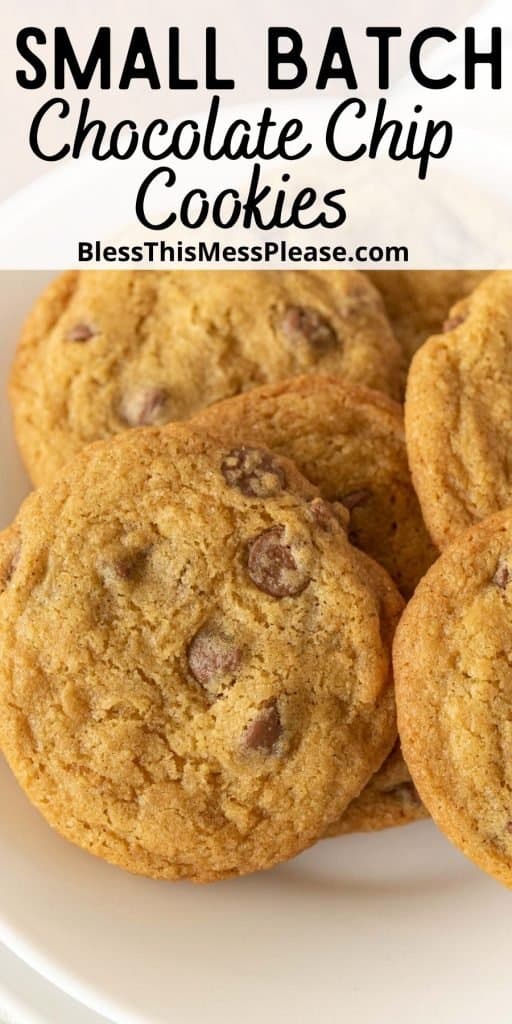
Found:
394,506 -> 512,887
0,424 -> 402,882
10,269 -> 402,486
324,742 -> 427,836
368,270 -> 487,364
192,376 -> 434,833
192,375 -> 437,598
405,271 -> 512,550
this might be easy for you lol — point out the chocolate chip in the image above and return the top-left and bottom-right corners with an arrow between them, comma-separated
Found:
188,626 -> 242,692
242,700 -> 282,754
280,306 -> 337,351
506,821 -> 512,834
221,447 -> 286,498
67,323 -> 96,342
247,527 -> 310,598
120,387 -> 170,427
307,498 -> 346,532
493,560 -> 510,589
340,489 -> 371,511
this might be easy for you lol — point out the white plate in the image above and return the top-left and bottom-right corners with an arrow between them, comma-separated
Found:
2,273 -> 512,1024
0,943 -> 110,1024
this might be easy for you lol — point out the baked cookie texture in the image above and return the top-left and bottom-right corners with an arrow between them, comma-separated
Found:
394,508 -> 512,888
405,271 -> 512,550
368,270 -> 487,363
192,375 -> 434,834
191,375 -> 436,599
324,742 -> 427,837
0,424 -> 402,882
10,269 -> 403,486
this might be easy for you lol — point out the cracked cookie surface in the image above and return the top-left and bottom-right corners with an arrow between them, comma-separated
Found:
10,269 -> 402,486
0,424 -> 401,882
394,507 -> 512,888
192,375 -> 435,832
192,375 -> 437,598
405,271 -> 512,550
324,742 -> 427,836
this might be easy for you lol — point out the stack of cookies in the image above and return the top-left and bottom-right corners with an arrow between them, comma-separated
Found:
3,267 -> 511,888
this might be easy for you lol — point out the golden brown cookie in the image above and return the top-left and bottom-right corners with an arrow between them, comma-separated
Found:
192,375 -> 434,834
324,742 -> 427,836
10,269 -> 402,486
368,270 -> 487,364
0,424 -> 402,882
394,507 -> 512,888
191,375 -> 437,598
405,271 -> 512,550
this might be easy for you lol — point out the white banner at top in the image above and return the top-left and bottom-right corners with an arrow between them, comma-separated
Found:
0,0 -> 510,268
